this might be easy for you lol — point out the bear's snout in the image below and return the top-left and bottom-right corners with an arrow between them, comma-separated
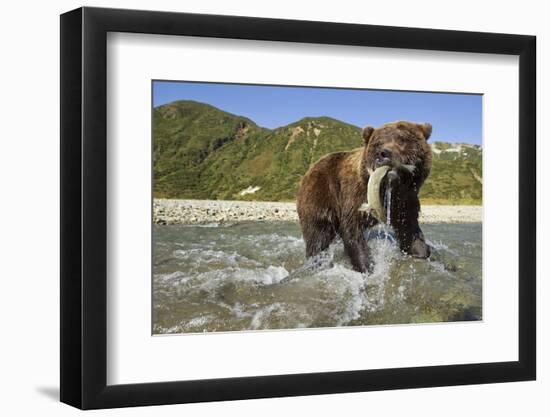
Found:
376,148 -> 393,168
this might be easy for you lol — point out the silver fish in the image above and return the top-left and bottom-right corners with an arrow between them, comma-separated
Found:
359,165 -> 391,223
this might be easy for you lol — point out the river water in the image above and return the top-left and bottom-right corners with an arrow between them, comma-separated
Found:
153,222 -> 482,334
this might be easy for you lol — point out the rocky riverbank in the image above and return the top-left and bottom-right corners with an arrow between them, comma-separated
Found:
153,199 -> 482,225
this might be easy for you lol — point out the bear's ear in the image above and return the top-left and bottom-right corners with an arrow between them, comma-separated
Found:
418,123 -> 432,141
362,126 -> 375,145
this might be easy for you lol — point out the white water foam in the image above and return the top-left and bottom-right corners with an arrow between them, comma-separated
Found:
173,248 -> 263,269
194,265 -> 290,291
250,303 -> 285,330
427,239 -> 459,256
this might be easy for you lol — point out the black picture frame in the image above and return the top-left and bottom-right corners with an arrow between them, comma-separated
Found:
60,6 -> 536,410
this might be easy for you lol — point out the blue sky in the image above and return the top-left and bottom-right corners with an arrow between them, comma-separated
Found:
153,81 -> 482,145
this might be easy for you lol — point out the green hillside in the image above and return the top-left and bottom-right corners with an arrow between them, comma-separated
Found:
153,100 -> 482,204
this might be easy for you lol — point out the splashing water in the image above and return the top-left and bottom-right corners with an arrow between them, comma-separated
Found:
153,221 -> 482,334
385,182 -> 392,227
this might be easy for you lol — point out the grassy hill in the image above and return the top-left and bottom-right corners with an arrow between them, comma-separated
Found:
153,100 -> 482,204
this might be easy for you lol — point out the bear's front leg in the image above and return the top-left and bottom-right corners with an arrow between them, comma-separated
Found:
339,222 -> 372,273
389,186 -> 431,259
394,222 -> 430,259
343,237 -> 371,272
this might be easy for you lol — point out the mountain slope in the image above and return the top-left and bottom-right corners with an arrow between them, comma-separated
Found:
153,100 -> 482,204
153,100 -> 261,198
420,142 -> 482,204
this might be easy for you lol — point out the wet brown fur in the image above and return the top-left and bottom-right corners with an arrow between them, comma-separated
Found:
296,121 -> 433,272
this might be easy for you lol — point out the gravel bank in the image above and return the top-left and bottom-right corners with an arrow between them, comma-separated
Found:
153,199 -> 482,225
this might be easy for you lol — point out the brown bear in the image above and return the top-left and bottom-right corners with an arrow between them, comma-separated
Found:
296,121 -> 433,272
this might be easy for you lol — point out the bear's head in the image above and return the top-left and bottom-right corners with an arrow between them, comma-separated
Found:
361,121 -> 433,259
361,121 -> 432,190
